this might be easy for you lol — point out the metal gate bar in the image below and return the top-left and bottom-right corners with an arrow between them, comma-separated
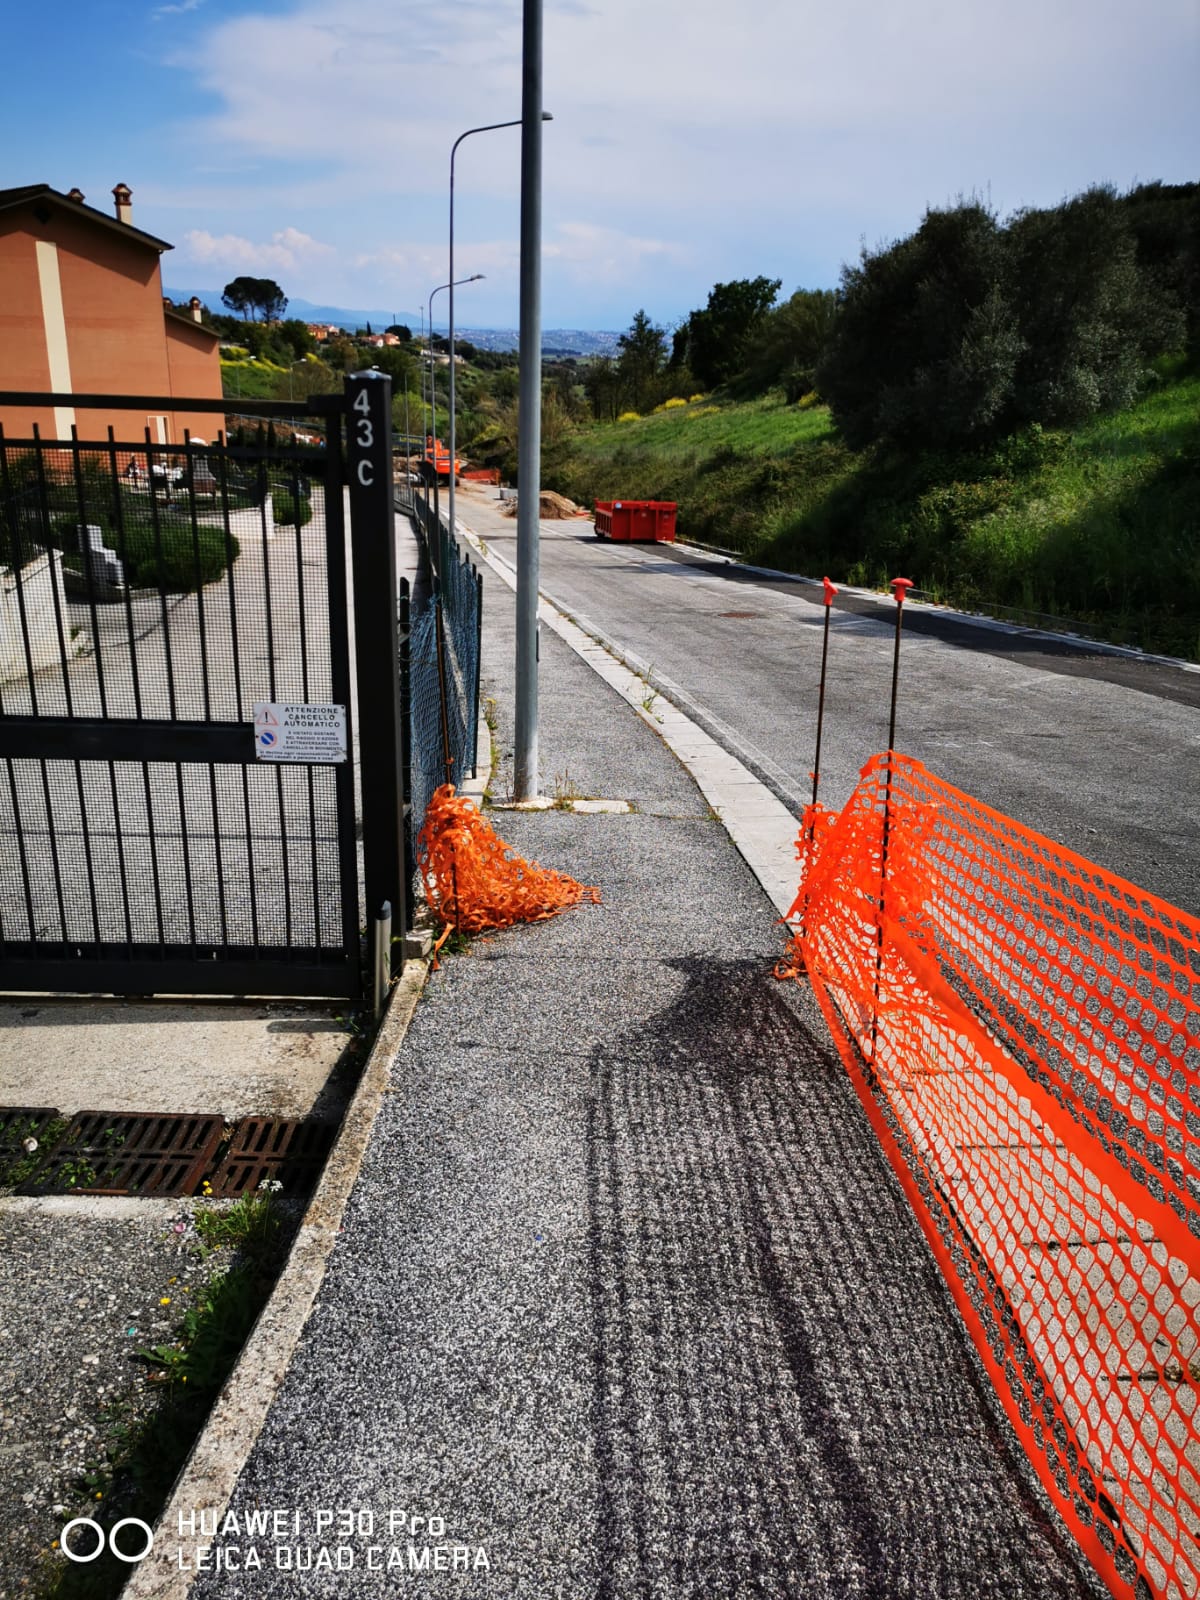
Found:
0,390 -> 374,997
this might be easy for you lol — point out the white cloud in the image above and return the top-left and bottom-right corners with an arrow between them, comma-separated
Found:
155,0 -> 1200,323
178,226 -> 334,274
152,0 -> 204,18
544,223 -> 684,281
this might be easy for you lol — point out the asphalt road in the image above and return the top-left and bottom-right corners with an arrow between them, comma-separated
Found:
459,490 -> 1200,917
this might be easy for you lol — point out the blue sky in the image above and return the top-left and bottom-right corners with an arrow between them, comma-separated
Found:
5,0 -> 1197,331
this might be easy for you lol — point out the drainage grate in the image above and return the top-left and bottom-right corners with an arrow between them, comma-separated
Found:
0,1107 -> 64,1147
209,1118 -> 336,1198
17,1112 -> 225,1197
0,1108 -> 67,1187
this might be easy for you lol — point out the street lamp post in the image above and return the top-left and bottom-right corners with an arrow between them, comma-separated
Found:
286,357 -> 308,404
427,275 -> 483,540
514,0 -> 547,800
447,112 -> 552,546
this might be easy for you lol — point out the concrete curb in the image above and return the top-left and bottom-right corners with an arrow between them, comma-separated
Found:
122,959 -> 430,1600
668,538 -> 1200,674
459,709 -> 492,809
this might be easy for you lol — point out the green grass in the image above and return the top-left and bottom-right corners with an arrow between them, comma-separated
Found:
547,365 -> 1200,659
220,358 -> 285,400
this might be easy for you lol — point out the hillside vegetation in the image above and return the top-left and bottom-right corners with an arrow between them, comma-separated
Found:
547,361 -> 1200,660
544,182 -> 1199,660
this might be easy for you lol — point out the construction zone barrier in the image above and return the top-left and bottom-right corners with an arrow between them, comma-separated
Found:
417,784 -> 600,955
777,753 -> 1200,1600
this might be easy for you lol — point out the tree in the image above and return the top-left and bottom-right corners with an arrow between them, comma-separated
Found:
386,324 -> 413,342
616,310 -> 668,411
1120,181 -> 1200,360
277,319 -> 315,359
582,355 -> 623,422
817,191 -> 1186,451
678,277 -> 781,389
364,344 -> 418,388
818,203 -> 1020,448
221,276 -> 288,322
738,288 -> 837,400
1006,187 -> 1184,426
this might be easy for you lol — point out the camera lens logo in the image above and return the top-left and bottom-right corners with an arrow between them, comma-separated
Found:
60,1518 -> 154,1564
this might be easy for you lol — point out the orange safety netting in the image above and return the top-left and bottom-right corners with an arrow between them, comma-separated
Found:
417,784 -> 600,943
777,753 -> 1200,1600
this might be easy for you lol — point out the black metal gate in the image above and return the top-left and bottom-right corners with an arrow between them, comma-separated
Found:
0,391 -> 372,997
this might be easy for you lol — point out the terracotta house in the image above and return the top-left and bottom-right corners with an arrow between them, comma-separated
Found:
0,182 -> 223,445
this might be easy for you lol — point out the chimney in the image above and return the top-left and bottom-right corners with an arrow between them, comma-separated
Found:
189,296 -> 203,324
112,183 -> 132,224
67,187 -> 85,203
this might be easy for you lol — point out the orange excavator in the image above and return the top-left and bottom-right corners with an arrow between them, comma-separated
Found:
419,434 -> 461,485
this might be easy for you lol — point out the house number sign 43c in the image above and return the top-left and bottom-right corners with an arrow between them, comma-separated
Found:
353,387 -> 376,487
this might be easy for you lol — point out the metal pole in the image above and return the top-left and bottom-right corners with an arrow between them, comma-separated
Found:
886,577 -> 913,756
514,0 -> 544,800
869,575 -> 913,1063
426,277 -> 482,555
810,575 -> 838,811
791,575 -> 840,962
448,115 -> 550,546
344,371 -> 406,980
426,290 -> 438,487
373,900 -> 392,1019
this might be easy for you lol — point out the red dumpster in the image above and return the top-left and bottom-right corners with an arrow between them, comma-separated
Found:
593,500 -> 677,543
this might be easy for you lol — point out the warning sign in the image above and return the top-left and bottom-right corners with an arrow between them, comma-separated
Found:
252,702 -> 348,764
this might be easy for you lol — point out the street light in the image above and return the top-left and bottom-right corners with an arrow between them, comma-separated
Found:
427,275 -> 483,536
285,356 -> 309,404
232,355 -> 257,400
428,273 -> 484,442
448,112 -> 552,545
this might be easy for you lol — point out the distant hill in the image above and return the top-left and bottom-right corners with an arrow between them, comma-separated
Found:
166,288 -> 620,356
166,289 -> 422,331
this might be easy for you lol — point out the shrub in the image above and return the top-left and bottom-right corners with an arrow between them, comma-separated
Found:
617,411 -> 641,422
49,506 -> 238,592
273,490 -> 313,528
819,189 -> 1188,452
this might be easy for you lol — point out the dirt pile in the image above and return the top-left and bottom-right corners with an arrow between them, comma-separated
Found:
499,490 -> 588,519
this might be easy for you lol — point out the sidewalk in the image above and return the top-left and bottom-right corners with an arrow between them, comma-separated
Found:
161,528 -> 1101,1598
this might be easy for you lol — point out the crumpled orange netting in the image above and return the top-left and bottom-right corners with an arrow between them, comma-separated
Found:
417,784 -> 600,949
776,753 -> 1200,1600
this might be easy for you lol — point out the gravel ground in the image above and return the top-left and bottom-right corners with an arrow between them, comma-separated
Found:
186,558 -> 1106,1599
0,1199 -> 229,1597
